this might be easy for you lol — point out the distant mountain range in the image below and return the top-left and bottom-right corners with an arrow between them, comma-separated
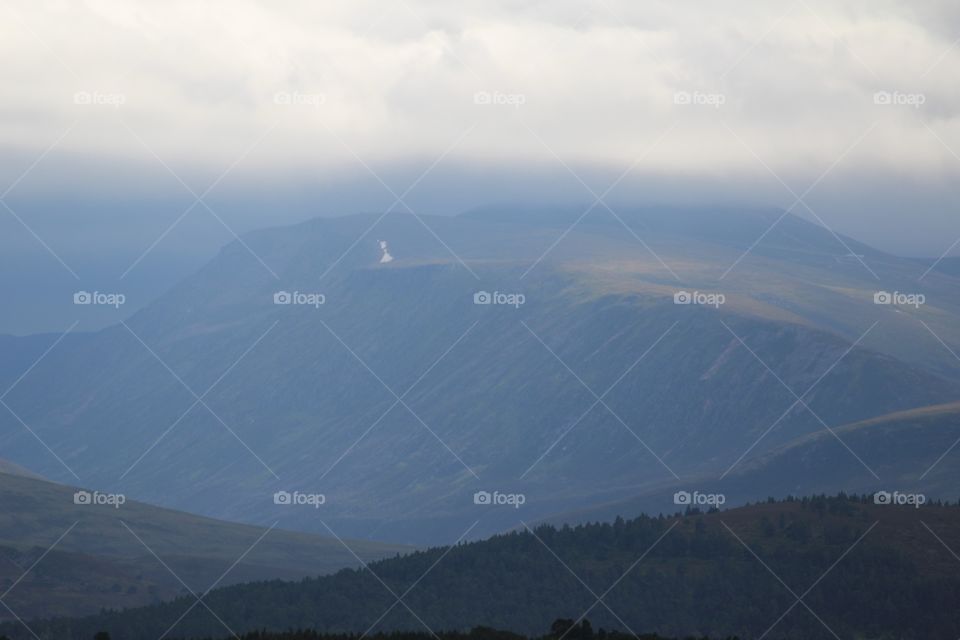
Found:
0,470 -> 406,621
7,495 -> 959,640
1,207 -> 959,544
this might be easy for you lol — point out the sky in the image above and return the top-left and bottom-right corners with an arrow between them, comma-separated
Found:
1,0 -> 959,333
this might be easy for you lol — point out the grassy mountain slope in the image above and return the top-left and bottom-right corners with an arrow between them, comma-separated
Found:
0,458 -> 42,479
0,472 -> 408,621
8,495 -> 959,640
538,401 -> 960,527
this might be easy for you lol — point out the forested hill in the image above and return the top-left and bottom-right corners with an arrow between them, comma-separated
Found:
7,495 -> 960,640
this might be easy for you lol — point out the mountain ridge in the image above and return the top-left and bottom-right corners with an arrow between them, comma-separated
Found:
0,208 -> 958,544
534,400 -> 960,528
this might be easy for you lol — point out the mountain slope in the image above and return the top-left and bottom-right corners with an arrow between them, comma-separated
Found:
0,472 -> 407,621
8,496 -> 959,640
728,401 -> 960,494
0,458 -> 42,479
1,208 -> 959,543
539,401 -> 960,527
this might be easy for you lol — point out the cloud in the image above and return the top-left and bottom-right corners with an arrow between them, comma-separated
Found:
0,0 -> 957,173
0,0 -> 958,262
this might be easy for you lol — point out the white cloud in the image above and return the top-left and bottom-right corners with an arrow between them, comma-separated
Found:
0,0 -> 958,187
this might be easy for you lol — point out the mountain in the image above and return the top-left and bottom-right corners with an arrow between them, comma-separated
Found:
8,495 -> 959,640
0,471 -> 407,621
1,207 -> 959,543
911,256 -> 960,278
0,458 -> 42,479
538,401 -> 960,527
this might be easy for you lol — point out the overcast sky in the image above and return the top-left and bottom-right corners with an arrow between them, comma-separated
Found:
1,0 -> 960,332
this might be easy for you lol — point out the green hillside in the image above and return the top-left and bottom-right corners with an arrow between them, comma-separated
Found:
8,495 -> 959,640
0,472 -> 408,621
538,401 -> 960,527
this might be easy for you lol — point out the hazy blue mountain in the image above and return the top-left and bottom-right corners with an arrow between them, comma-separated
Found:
1,208 -> 959,543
